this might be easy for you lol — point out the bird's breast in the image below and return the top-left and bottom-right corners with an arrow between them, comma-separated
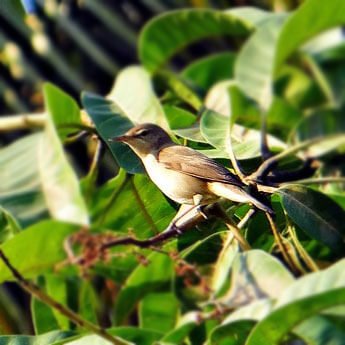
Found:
142,154 -> 214,205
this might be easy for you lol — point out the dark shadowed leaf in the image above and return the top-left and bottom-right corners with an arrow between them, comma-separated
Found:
278,185 -> 345,254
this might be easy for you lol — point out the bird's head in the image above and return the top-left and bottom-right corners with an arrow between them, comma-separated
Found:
110,123 -> 173,157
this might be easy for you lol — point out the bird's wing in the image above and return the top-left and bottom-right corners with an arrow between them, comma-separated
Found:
158,145 -> 243,187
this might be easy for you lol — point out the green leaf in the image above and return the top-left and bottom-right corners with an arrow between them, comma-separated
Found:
139,292 -> 179,333
114,251 -> 174,325
89,171 -> 175,238
43,83 -> 81,141
236,0 -> 345,108
107,66 -> 169,129
0,331 -> 75,345
182,52 -> 236,91
235,15 -> 287,109
0,207 -> 21,243
246,260 -> 345,345
278,185 -> 345,254
40,86 -> 89,225
161,312 -> 199,343
200,110 -> 284,160
219,250 -> 294,306
60,328 -> 162,345
0,133 -> 47,227
291,109 -> 345,157
0,220 -> 77,283
0,0 -> 25,21
163,105 -> 196,129
139,9 -> 253,72
81,92 -> 143,174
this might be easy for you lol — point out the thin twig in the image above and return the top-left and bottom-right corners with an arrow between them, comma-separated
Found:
265,213 -> 297,273
0,250 -> 127,345
248,135 -> 342,183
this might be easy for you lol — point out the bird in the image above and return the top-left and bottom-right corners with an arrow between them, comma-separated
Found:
111,123 -> 273,215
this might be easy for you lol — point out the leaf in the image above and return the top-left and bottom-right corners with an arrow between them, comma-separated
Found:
218,250 -> 294,306
278,185 -> 345,254
43,83 -> 81,141
60,328 -> 162,345
246,260 -> 345,345
291,109 -> 345,157
139,292 -> 179,333
0,220 -> 77,283
107,66 -> 169,129
139,9 -> 253,72
161,312 -> 199,344
0,0 -> 25,21
200,110 -> 285,160
81,92 -> 143,174
0,331 -> 75,345
163,105 -> 196,129
236,0 -> 345,108
39,85 -> 89,226
182,52 -> 236,91
114,251 -> 174,325
0,207 -> 21,243
89,171 -> 175,238
235,15 -> 287,109
0,133 -> 47,227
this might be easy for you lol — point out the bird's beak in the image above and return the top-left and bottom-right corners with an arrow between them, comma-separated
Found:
108,135 -> 131,143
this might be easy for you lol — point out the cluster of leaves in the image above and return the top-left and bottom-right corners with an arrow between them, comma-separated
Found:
0,0 -> 345,344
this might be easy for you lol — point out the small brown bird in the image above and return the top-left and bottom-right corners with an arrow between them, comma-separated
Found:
112,123 -> 273,214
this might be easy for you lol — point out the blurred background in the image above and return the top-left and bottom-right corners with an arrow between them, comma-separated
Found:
0,0 -> 302,117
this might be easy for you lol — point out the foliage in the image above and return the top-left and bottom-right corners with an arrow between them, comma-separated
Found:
0,0 -> 345,344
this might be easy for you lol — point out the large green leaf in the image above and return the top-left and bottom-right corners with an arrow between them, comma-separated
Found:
139,292 -> 179,333
139,9 -> 253,72
235,15 -> 287,109
0,133 -> 47,227
89,170 -> 175,238
236,0 -> 345,108
219,250 -> 294,306
0,220 -> 77,283
114,251 -> 174,325
278,185 -> 345,254
200,110 -> 284,160
81,92 -> 143,174
107,66 -> 169,129
39,85 -> 89,225
0,331 -> 74,345
181,53 -> 236,92
58,328 -> 162,345
43,83 -> 81,141
246,260 -> 345,345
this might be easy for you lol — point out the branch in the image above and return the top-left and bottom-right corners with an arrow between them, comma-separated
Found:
0,250 -> 128,345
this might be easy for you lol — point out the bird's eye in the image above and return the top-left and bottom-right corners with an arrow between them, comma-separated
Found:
137,129 -> 149,137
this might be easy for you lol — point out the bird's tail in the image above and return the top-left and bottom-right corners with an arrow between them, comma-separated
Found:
208,182 -> 274,214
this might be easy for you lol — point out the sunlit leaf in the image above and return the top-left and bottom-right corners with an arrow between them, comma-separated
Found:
107,66 -> 169,129
139,9 -> 253,72
39,85 -> 89,225
0,220 -> 77,283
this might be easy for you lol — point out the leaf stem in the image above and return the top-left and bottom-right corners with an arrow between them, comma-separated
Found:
0,250 -> 128,345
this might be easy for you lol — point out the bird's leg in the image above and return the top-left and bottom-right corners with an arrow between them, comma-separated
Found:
193,194 -> 208,219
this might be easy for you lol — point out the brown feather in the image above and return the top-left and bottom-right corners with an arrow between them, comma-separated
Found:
158,145 -> 243,187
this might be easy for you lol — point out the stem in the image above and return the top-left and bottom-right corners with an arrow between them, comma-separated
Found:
265,213 -> 297,273
0,113 -> 46,131
285,177 -> 345,185
249,135 -> 341,182
0,250 -> 127,345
